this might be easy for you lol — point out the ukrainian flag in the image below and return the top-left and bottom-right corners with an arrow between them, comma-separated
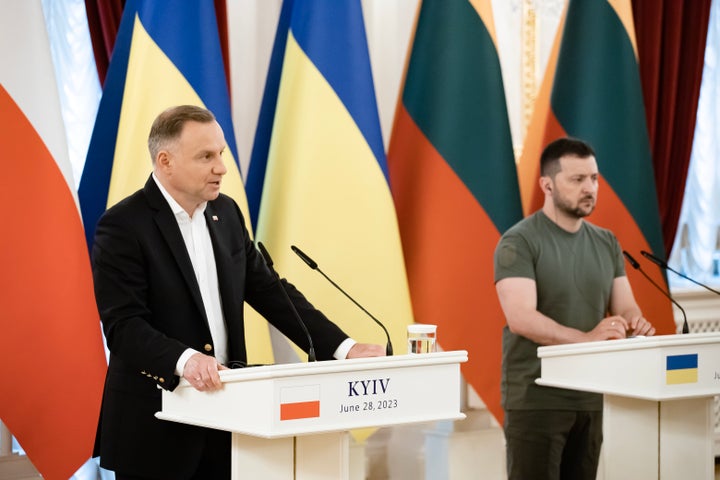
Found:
255,0 -> 414,370
666,353 -> 698,385
79,0 -> 273,363
245,0 -> 294,229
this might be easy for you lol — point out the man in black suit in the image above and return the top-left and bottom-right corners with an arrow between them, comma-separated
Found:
91,105 -> 384,479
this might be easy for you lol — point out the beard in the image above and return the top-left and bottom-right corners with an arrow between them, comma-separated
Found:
553,192 -> 596,218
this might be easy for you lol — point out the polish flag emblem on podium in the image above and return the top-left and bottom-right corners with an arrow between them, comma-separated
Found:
280,385 -> 321,421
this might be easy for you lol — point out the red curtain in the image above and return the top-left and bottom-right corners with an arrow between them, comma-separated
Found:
84,0 -> 123,86
632,0 -> 712,255
84,0 -> 231,94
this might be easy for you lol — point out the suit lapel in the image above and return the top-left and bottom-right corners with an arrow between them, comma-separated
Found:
204,204 -> 236,322
143,177 -> 207,324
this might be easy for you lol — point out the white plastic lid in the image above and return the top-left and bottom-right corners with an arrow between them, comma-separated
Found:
407,324 -> 437,334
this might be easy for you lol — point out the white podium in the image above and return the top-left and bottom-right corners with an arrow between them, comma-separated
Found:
537,332 -> 720,480
157,351 -> 467,479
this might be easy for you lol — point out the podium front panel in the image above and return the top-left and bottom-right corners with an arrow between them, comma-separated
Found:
157,351 -> 468,438
537,333 -> 720,400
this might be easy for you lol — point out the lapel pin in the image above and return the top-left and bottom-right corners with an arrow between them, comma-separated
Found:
212,215 -> 219,222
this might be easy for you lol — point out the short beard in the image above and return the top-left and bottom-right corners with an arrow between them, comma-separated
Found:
553,193 -> 595,218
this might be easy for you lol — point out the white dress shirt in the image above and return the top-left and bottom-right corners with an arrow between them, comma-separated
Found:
152,175 -> 228,374
152,175 -> 356,376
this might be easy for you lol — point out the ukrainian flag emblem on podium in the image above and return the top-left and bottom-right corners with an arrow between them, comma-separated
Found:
665,353 -> 698,384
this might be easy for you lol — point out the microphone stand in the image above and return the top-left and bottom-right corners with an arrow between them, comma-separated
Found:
291,245 -> 394,356
257,242 -> 316,361
640,250 -> 720,296
624,251 -> 689,334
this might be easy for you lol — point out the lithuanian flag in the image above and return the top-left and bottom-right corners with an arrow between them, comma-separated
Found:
518,0 -> 675,334
387,0 -> 523,423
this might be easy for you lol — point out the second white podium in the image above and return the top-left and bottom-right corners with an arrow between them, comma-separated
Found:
537,332 -> 720,480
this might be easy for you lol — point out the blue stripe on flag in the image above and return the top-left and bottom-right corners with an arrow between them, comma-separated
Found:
290,0 -> 387,174
78,3 -> 136,250
247,0 -> 296,228
79,0 -> 239,250
135,0 -> 239,163
666,353 -> 698,371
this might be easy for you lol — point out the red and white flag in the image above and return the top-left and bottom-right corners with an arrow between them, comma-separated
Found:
280,385 -> 321,421
0,1 -> 106,479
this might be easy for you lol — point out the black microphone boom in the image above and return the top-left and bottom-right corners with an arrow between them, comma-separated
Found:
623,251 -> 689,334
291,245 -> 394,356
640,250 -> 720,296
257,242 -> 316,362
291,246 -> 318,270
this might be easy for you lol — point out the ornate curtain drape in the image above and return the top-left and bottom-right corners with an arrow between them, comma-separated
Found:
632,0 -> 712,255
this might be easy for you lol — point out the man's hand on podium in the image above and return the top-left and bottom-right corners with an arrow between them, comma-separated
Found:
626,314 -> 655,337
346,343 -> 386,358
184,353 -> 229,392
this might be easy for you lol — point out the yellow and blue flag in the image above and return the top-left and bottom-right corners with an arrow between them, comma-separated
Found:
245,0 -> 294,229
666,353 -> 698,385
79,0 -> 273,363
255,0 -> 414,374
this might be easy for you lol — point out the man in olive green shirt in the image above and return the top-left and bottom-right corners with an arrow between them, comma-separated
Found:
494,137 -> 656,480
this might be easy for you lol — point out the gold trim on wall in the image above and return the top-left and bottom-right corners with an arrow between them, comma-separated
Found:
521,0 -> 537,144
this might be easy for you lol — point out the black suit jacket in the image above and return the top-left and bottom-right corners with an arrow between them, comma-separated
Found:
92,176 -> 348,478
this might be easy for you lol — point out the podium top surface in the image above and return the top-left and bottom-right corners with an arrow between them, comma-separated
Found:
537,332 -> 720,358
178,350 -> 468,388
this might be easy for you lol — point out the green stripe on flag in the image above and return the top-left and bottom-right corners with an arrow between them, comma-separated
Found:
402,0 -> 521,233
551,0 -> 664,256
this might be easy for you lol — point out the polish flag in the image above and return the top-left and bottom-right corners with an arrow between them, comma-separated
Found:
280,385 -> 321,421
0,2 -> 106,479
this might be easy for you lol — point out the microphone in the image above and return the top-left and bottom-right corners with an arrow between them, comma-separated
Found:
640,250 -> 720,296
623,251 -> 689,334
291,245 -> 394,356
257,242 -> 316,362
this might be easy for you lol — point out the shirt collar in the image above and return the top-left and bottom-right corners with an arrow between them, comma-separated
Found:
152,173 -> 207,219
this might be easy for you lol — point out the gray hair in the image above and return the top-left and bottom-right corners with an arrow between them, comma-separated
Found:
147,105 -> 216,163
